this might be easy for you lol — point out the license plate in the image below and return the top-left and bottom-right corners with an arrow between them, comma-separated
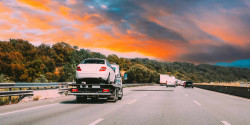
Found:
92,85 -> 100,88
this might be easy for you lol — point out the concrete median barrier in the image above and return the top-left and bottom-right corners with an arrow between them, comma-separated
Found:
195,85 -> 250,99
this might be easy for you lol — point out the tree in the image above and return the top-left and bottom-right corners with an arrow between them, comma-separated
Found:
0,74 -> 12,83
33,74 -> 48,83
126,64 -> 159,83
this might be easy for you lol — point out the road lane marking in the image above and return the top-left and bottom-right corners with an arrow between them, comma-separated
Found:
0,103 -> 59,116
193,100 -> 201,106
221,121 -> 231,125
89,118 -> 104,125
185,94 -> 188,96
128,100 -> 137,104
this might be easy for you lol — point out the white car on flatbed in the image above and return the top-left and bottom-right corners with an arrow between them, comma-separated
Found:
76,58 -> 116,84
71,58 -> 123,102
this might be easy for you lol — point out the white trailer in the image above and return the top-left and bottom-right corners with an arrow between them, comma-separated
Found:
160,74 -> 170,86
166,76 -> 176,87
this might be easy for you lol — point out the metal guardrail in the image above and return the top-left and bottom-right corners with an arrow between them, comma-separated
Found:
0,83 -> 68,104
0,82 -> 157,104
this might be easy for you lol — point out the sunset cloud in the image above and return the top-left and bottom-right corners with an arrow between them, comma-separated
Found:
17,0 -> 51,11
0,0 -> 249,64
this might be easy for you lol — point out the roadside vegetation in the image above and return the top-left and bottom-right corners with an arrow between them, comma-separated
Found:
1,39 -> 250,83
195,82 -> 249,87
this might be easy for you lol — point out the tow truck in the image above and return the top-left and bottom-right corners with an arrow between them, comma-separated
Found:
69,61 -> 123,102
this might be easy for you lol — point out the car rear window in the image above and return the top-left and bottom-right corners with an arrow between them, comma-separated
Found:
186,82 -> 193,84
81,59 -> 105,64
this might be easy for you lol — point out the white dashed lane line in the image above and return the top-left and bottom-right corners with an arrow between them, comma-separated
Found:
89,118 -> 104,125
221,121 -> 231,125
0,103 -> 59,116
128,100 -> 137,104
193,100 -> 201,106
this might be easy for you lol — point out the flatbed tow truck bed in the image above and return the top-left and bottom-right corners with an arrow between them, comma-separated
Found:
68,83 -> 123,102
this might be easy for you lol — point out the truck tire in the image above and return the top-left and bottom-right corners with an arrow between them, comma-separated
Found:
109,89 -> 118,102
118,88 -> 123,100
76,96 -> 87,103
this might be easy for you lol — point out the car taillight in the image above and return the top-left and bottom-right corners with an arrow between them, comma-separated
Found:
103,89 -> 109,92
99,67 -> 106,71
77,66 -> 81,71
71,88 -> 78,92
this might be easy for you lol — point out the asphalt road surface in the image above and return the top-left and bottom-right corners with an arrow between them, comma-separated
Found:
0,86 -> 250,125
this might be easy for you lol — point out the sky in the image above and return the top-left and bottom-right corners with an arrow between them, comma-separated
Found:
0,0 -> 249,64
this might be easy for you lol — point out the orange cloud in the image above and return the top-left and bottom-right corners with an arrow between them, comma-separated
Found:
67,0 -> 77,4
59,6 -> 71,16
18,0 -> 51,11
0,24 -> 12,30
197,22 -> 248,46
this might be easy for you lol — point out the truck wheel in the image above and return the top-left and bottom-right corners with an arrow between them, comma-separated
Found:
76,96 -> 87,103
118,88 -> 123,100
109,89 -> 118,102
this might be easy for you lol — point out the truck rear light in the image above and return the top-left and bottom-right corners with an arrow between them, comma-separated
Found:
71,88 -> 78,92
103,89 -> 109,92
99,67 -> 106,71
77,66 -> 81,71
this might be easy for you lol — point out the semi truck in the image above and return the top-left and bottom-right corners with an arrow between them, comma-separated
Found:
69,58 -> 123,102
166,76 -> 176,87
160,74 -> 177,87
160,74 -> 170,86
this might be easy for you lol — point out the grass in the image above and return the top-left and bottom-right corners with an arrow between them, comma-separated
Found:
0,86 -> 57,106
0,96 -> 20,106
195,82 -> 250,87
33,95 -> 40,101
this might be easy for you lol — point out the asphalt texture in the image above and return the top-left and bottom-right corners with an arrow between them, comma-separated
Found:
0,86 -> 250,125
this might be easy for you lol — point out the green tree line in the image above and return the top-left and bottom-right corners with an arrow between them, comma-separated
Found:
0,39 -> 250,83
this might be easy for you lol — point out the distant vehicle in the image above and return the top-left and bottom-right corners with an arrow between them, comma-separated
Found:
166,76 -> 176,87
183,81 -> 194,88
71,58 -> 122,102
160,74 -> 169,86
76,58 -> 115,84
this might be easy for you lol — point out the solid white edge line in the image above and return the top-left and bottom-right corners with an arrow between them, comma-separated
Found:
128,100 -> 137,104
89,118 -> 104,125
221,121 -> 231,125
0,103 -> 59,116
193,100 -> 201,106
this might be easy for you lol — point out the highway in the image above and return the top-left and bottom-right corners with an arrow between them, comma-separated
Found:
0,86 -> 250,125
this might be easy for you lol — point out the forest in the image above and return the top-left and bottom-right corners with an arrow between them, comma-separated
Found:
1,39 -> 250,83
